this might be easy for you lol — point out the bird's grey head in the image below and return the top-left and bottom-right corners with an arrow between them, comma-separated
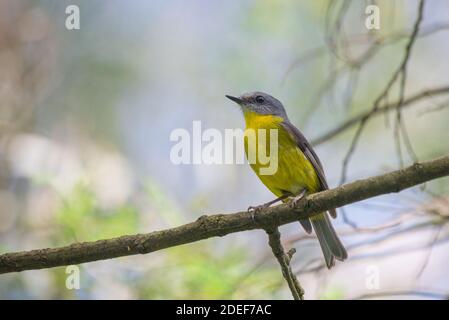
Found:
226,91 -> 288,119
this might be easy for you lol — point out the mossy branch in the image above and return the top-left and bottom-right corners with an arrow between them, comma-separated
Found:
0,155 -> 448,275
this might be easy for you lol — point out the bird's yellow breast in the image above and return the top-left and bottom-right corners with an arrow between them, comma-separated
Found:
243,110 -> 320,197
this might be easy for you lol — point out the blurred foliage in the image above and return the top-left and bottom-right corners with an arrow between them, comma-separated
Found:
55,182 -> 139,243
134,245 -> 280,299
319,287 -> 345,300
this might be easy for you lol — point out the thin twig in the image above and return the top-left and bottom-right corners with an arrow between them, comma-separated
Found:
339,0 -> 426,184
393,0 -> 425,167
415,225 -> 444,279
311,86 -> 449,146
266,227 -> 304,300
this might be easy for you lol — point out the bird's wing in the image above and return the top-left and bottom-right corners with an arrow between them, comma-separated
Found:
281,120 -> 337,218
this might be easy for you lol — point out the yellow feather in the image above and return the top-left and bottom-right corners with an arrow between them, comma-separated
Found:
243,110 -> 320,198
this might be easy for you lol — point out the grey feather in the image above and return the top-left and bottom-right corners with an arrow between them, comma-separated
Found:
311,215 -> 348,268
299,219 -> 313,234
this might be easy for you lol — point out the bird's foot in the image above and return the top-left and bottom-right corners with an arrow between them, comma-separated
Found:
247,195 -> 288,222
288,189 -> 307,209
247,203 -> 269,213
247,204 -> 270,222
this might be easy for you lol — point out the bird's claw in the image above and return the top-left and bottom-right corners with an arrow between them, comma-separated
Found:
288,199 -> 300,209
247,204 -> 268,222
248,205 -> 263,213
288,190 -> 307,209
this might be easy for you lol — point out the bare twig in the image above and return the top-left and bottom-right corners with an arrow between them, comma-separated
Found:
337,0 -> 425,184
418,97 -> 449,115
283,22 -> 449,85
311,86 -> 449,146
286,211 -> 416,245
393,0 -> 425,167
415,225 -> 444,279
266,227 -> 304,300
296,218 -> 449,275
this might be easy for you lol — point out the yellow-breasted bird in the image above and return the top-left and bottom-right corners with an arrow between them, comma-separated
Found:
226,91 -> 347,268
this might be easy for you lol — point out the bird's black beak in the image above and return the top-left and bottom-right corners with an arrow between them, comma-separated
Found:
225,95 -> 243,105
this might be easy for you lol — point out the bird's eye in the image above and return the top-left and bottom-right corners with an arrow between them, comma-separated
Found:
255,95 -> 265,104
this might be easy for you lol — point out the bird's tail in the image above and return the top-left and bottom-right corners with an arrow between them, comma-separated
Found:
310,213 -> 347,269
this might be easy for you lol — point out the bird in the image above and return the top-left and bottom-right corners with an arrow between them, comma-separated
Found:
226,91 -> 347,268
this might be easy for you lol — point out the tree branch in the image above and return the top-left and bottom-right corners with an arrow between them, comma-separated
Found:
1,155 -> 449,275
266,228 -> 304,300
334,0 -> 425,184
311,86 -> 449,146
